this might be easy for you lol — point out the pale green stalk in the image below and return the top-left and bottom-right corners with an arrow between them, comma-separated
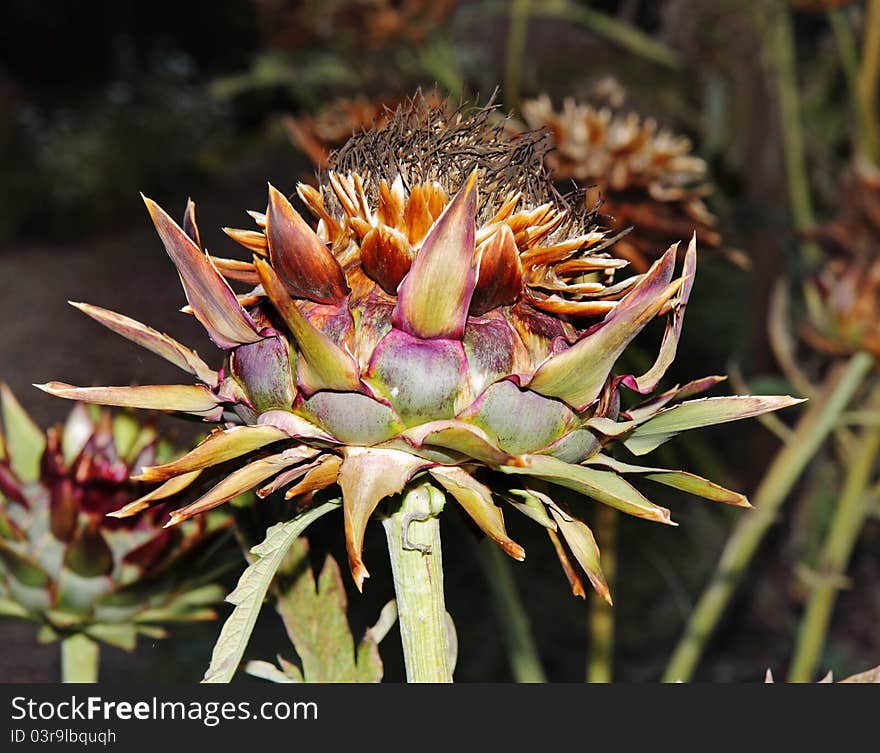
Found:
504,0 -> 531,113
788,392 -> 880,682
535,1 -> 681,70
587,504 -> 617,683
663,352 -> 874,682
61,634 -> 99,683
759,0 -> 820,265
478,538 -> 546,683
383,483 -> 452,683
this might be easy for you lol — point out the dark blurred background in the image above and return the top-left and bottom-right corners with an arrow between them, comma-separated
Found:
1,0 -> 877,682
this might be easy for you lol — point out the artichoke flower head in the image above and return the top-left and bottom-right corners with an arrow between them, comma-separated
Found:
0,386 -> 230,649
40,96 -> 800,601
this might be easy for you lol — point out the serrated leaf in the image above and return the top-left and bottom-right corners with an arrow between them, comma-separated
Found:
273,538 -> 384,683
202,500 -> 338,683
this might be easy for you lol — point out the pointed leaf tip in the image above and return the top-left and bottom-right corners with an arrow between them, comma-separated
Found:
142,195 -> 262,349
69,301 -> 217,384
339,447 -> 430,588
35,382 -> 222,418
266,183 -> 348,304
253,257 -> 360,392
183,197 -> 201,247
527,250 -> 683,409
393,171 -> 478,339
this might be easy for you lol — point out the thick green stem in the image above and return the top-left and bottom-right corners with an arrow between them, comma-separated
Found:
504,0 -> 531,113
383,483 -> 452,683
478,538 -> 546,683
788,398 -> 880,681
760,0 -> 820,266
663,352 -> 874,682
587,505 -> 617,683
61,634 -> 99,683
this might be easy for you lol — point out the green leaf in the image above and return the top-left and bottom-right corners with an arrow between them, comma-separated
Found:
622,395 -> 804,455
202,500 -> 338,683
0,597 -> 31,619
547,505 -> 610,604
273,538 -> 386,683
85,623 -> 137,651
429,467 -> 524,560
0,384 -> 46,483
500,454 -> 673,525
585,454 -> 750,507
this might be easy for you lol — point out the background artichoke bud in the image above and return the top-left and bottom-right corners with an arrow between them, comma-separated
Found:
0,385 -> 232,650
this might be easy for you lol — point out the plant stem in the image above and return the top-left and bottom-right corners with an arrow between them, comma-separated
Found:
61,634 -> 99,683
858,0 -> 880,163
663,352 -> 874,682
383,483 -> 452,683
504,0 -> 531,113
478,538 -> 546,682
534,0 -> 681,70
827,8 -> 874,164
788,396 -> 880,681
760,0 -> 820,266
586,504 -> 617,683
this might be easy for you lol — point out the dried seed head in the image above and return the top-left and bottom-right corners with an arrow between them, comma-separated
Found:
519,94 -> 724,270
331,91 -> 573,224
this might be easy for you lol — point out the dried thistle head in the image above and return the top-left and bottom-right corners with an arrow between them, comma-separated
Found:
810,161 -> 880,260
799,163 -> 880,358
285,91 -> 449,171
519,95 -> 723,271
